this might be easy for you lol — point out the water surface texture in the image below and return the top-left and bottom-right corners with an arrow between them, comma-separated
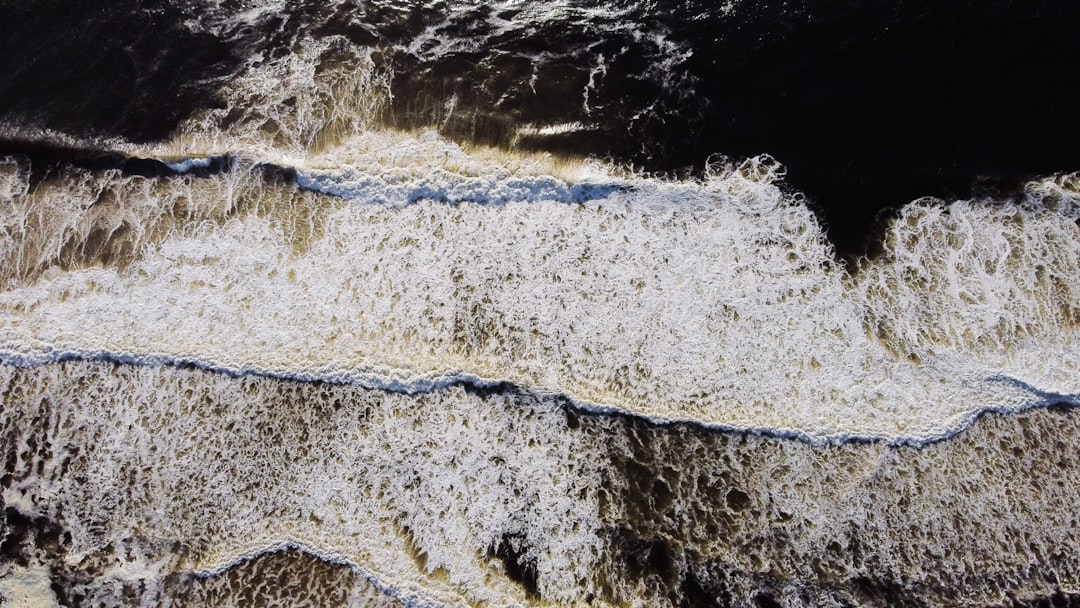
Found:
2,1 -> 1079,606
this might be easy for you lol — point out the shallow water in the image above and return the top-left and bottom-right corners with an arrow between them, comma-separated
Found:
2,1 -> 1079,606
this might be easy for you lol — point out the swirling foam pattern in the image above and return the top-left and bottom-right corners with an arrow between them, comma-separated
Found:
1,151 -> 1078,442
3,1 -> 1080,605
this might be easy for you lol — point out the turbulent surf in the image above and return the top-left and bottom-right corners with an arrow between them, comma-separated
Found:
2,1 -> 1079,606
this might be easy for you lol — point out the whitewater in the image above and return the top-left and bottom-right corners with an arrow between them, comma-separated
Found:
2,134 -> 1078,443
3,2 -> 1080,606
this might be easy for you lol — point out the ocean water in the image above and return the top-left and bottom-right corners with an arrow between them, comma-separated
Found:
2,1 -> 1079,606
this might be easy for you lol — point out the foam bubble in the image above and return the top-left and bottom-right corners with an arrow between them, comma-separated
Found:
0,158 -> 30,200
853,184 -> 1080,395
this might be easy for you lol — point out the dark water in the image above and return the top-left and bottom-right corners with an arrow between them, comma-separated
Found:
2,5 -> 1080,605
2,1 -> 1079,256
0,0 -> 242,141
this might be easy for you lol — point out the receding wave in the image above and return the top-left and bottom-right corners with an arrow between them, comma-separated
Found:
3,360 -> 1079,607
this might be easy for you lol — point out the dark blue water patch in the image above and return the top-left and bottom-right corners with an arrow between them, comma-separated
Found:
567,183 -> 624,204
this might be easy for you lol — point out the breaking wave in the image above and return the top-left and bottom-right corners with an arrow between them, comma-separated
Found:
2,146 -> 1078,443
3,1 -> 1080,606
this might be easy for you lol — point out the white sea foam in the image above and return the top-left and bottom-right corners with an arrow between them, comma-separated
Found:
1,148 -> 1077,443
0,564 -> 57,608
0,4 -> 1077,443
4,360 -> 1079,607
0,362 -> 606,606
143,33 -> 390,164
3,4 -> 1079,606
164,156 -> 216,173
0,158 -> 29,200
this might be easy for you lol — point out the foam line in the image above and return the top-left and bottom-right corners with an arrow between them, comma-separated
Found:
293,167 -> 627,206
2,349 -> 1075,448
0,139 -> 628,207
190,542 -> 441,608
